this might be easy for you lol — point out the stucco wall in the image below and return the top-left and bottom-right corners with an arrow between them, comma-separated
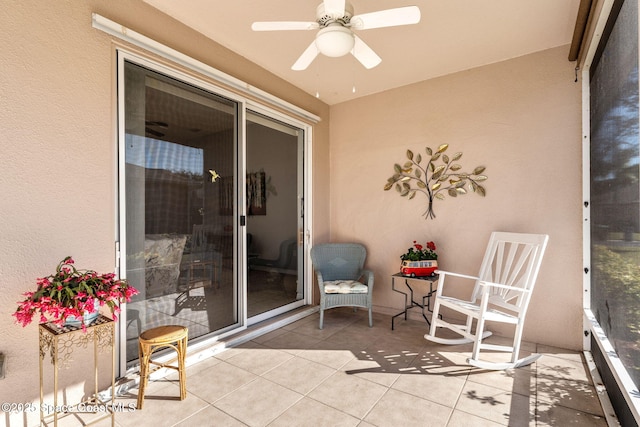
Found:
329,45 -> 582,350
0,0 -> 329,422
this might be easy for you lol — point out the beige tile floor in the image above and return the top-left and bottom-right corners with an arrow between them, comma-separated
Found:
106,308 -> 608,427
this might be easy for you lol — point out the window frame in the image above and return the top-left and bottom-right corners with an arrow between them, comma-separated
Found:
581,0 -> 640,422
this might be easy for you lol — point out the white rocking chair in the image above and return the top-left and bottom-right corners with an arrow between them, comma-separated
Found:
424,232 -> 549,370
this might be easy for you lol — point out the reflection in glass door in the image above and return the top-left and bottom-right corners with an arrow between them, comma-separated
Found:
246,112 -> 305,322
121,60 -> 239,363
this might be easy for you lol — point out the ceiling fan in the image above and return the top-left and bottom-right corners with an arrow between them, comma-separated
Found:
251,0 -> 420,70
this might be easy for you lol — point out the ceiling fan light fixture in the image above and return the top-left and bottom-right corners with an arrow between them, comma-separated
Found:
315,25 -> 354,57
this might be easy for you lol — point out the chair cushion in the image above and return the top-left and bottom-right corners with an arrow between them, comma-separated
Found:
324,280 -> 368,294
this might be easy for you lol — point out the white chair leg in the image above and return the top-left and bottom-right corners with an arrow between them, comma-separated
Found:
368,307 -> 373,327
319,308 -> 324,329
471,316 -> 487,362
426,300 -> 441,338
511,321 -> 525,363
465,315 -> 473,334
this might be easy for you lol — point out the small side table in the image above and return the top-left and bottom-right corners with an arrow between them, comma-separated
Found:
391,273 -> 439,330
39,315 -> 115,426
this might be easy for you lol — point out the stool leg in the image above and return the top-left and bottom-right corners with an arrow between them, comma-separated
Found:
178,336 -> 187,400
137,342 -> 150,410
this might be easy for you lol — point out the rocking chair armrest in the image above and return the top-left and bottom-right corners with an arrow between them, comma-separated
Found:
433,270 -> 479,298
435,270 -> 480,282
477,281 -> 532,293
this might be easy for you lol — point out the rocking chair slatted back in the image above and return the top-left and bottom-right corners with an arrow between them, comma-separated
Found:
473,232 -> 548,313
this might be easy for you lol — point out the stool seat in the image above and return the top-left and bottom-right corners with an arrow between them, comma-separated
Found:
137,325 -> 188,409
140,325 -> 188,343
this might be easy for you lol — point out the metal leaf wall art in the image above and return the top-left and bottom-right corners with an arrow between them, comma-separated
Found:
383,144 -> 488,219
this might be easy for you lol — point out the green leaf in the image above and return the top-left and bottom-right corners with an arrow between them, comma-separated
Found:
406,149 -> 414,160
394,164 -> 402,173
437,144 -> 449,153
416,180 -> 427,188
415,153 -> 422,164
448,188 -> 458,197
442,154 -> 449,164
400,188 -> 410,197
408,191 -> 416,200
450,164 -> 462,171
475,175 -> 488,181
452,152 -> 463,161
395,183 -> 402,192
425,146 -> 433,155
455,180 -> 466,188
415,169 -> 422,179
473,166 -> 486,175
402,183 -> 410,190
435,193 -> 445,200
476,185 -> 487,196
403,161 -> 413,168
384,182 -> 393,191
431,152 -> 441,162
456,187 -> 467,194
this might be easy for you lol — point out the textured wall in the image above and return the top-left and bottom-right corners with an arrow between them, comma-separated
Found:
329,45 -> 582,350
0,0 -> 329,422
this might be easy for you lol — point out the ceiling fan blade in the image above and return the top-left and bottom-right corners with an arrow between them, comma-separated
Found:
351,6 -> 421,30
352,35 -> 381,69
323,0 -> 345,16
292,41 -> 320,70
252,21 -> 319,31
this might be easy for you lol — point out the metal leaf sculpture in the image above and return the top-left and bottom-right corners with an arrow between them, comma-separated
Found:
383,144 -> 487,219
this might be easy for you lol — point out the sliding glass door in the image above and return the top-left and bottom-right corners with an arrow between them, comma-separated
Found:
121,59 -> 240,363
118,54 -> 310,368
246,112 -> 306,323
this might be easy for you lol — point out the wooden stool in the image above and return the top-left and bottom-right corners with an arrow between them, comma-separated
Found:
137,325 -> 188,409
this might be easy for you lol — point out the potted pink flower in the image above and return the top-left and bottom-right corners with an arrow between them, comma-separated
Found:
13,256 -> 138,331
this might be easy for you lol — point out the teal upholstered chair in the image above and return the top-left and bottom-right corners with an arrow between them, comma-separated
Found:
310,243 -> 374,329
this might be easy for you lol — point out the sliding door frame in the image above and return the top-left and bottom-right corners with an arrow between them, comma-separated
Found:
115,48 -> 314,376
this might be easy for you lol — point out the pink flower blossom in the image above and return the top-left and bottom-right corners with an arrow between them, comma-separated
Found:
13,256 -> 138,332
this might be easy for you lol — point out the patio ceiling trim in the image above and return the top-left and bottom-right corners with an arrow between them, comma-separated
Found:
570,0 -> 621,71
91,13 -> 320,124
569,0 -> 594,62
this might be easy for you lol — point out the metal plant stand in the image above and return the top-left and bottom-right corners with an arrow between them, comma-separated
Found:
39,315 -> 115,426
391,273 -> 439,330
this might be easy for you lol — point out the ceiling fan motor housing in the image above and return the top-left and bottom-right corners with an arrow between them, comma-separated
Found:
315,2 -> 354,26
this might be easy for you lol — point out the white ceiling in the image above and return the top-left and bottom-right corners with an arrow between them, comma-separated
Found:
143,0 -> 581,105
